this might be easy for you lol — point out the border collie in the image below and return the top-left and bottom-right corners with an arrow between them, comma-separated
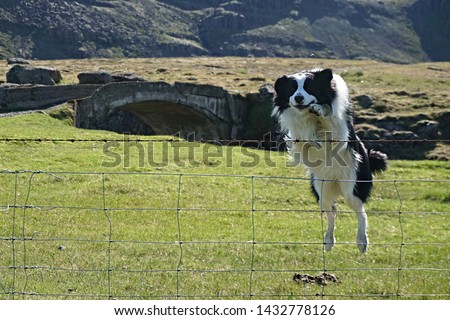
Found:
272,68 -> 387,253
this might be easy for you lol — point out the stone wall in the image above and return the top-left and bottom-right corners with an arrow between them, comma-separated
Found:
0,83 -> 102,112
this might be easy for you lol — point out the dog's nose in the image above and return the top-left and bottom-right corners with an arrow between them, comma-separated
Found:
295,94 -> 304,104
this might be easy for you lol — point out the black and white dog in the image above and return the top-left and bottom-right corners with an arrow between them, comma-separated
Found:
272,68 -> 387,253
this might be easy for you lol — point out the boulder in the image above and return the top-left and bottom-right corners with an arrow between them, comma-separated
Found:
354,94 -> 373,109
6,65 -> 62,85
411,120 -> 440,139
437,111 -> 450,139
355,123 -> 388,152
77,71 -> 113,84
376,118 -> 404,131
355,124 -> 388,140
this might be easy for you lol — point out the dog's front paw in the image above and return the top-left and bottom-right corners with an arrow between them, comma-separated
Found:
324,234 -> 335,252
308,104 -> 322,116
309,104 -> 332,117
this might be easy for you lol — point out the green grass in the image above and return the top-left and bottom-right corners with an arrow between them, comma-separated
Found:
0,110 -> 449,300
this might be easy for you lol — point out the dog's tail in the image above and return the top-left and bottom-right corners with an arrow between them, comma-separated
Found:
368,149 -> 388,174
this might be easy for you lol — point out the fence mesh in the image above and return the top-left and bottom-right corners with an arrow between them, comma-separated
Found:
0,168 -> 448,300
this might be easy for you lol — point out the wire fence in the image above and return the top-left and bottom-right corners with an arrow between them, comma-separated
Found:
0,136 -> 449,299
0,166 -> 449,300
1,137 -> 449,144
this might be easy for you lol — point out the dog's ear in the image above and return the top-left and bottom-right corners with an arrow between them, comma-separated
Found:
316,68 -> 333,82
274,75 -> 289,95
274,75 -> 298,100
316,69 -> 336,91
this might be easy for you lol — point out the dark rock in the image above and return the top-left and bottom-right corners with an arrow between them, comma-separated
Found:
355,124 -> 388,152
385,130 -> 435,160
436,111 -> 450,139
7,57 -> 31,65
388,90 -> 409,96
373,103 -> 391,113
376,118 -> 405,131
355,94 -> 373,108
6,65 -> 62,85
77,71 -> 113,84
356,124 -> 388,140
174,82 -> 228,98
112,73 -> 146,82
411,120 -> 440,139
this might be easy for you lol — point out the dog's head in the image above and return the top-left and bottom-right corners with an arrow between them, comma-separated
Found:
273,68 -> 337,115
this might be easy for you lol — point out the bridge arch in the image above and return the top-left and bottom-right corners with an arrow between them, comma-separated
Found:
75,81 -> 239,139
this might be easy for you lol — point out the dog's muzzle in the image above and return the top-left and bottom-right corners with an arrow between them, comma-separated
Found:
291,101 -> 315,110
291,94 -> 317,110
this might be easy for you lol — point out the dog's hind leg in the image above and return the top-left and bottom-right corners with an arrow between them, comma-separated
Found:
345,195 -> 369,253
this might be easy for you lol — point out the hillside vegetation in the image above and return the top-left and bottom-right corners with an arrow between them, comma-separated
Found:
0,0 -> 449,62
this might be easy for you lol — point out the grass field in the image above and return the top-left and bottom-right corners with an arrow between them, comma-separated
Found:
0,110 -> 448,299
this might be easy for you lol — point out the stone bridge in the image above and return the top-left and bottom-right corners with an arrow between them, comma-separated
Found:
74,81 -> 248,139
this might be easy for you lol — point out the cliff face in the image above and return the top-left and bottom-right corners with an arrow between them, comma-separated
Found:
406,0 -> 450,61
0,0 -> 448,62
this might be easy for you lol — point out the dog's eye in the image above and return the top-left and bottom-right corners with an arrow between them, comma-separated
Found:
303,79 -> 311,91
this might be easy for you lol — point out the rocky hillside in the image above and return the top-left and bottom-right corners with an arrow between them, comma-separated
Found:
0,0 -> 449,62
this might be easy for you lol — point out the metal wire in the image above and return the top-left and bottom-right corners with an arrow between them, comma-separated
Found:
0,137 -> 449,144
249,176 -> 256,299
394,180 -> 404,299
175,174 -> 183,300
102,173 -> 113,299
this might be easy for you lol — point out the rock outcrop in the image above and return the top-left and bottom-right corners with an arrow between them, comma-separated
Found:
6,65 -> 62,85
78,71 -> 113,84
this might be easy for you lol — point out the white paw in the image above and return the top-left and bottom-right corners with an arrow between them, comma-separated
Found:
356,234 -> 369,253
309,104 -> 332,117
324,235 -> 335,252
309,104 -> 323,116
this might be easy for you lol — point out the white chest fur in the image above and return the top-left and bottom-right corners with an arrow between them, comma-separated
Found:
279,107 -> 357,181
